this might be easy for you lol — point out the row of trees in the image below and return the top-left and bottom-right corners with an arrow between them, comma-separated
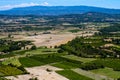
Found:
81,62 -> 104,70
100,23 -> 120,34
0,39 -> 32,53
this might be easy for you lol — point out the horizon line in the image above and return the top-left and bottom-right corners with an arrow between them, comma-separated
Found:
0,5 -> 120,11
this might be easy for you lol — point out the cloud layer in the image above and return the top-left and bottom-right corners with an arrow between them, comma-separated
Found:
0,2 -> 49,10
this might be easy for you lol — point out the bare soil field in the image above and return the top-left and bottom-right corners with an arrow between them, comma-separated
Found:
26,34 -> 76,47
10,31 -> 94,48
6,65 -> 69,80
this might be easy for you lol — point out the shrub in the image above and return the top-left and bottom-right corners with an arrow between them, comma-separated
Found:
31,45 -> 37,50
46,68 -> 52,72
81,62 -> 104,70
54,45 -> 58,48
58,49 -> 64,53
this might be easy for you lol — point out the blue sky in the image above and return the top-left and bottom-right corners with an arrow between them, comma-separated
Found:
0,0 -> 120,10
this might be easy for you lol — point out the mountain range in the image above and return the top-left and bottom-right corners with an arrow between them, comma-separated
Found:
0,6 -> 120,15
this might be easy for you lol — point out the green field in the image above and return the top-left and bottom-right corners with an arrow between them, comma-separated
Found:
0,66 -> 24,76
91,59 -> 120,71
19,53 -> 66,67
19,57 -> 44,67
26,48 -> 58,55
2,58 -> 21,67
62,55 -> 96,63
0,48 -> 58,59
29,54 -> 64,64
19,53 -> 82,69
51,61 -> 81,69
91,67 -> 120,79
0,50 -> 28,59
57,70 -> 93,80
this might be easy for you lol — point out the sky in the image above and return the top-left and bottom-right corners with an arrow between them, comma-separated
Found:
0,0 -> 120,10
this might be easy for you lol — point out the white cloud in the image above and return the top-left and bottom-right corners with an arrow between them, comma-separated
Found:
0,2 -> 49,10
40,2 -> 49,6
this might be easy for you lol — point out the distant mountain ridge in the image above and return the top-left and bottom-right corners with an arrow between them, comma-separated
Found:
0,6 -> 120,15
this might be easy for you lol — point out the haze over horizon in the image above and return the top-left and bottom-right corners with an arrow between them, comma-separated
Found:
0,0 -> 120,10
